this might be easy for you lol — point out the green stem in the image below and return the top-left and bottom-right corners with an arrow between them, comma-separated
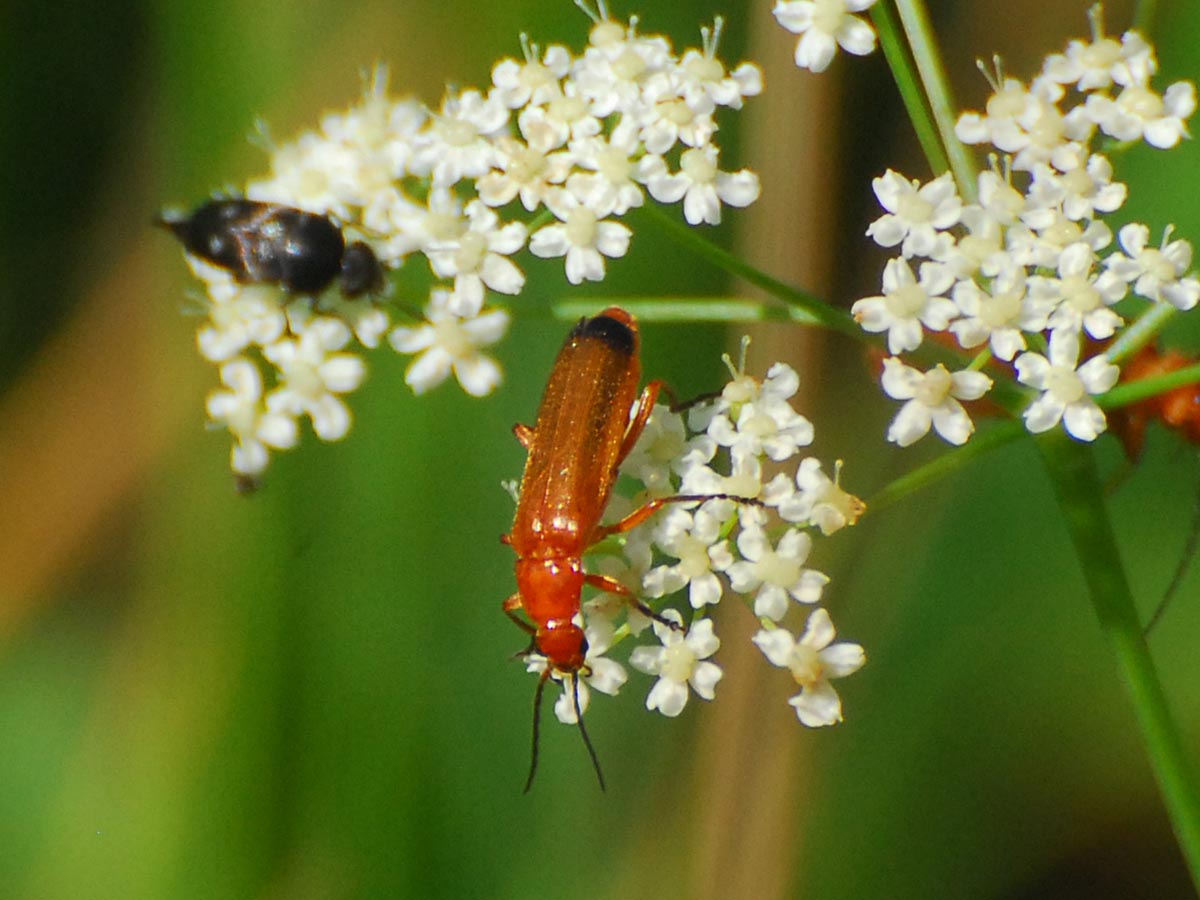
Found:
1105,303 -> 1177,364
1036,432 -> 1200,891
1099,360 -> 1200,409
889,0 -> 979,197
870,2 -> 948,178
634,205 -> 861,340
549,298 -> 824,327
868,420 -> 1025,512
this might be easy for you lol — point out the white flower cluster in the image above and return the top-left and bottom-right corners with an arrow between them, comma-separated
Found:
853,17 -> 1198,446
172,3 -> 763,483
527,356 -> 867,729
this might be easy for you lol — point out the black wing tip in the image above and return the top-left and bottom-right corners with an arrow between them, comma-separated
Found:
572,308 -> 636,357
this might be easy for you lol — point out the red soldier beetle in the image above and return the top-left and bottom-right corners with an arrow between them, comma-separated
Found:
1109,344 -> 1200,462
502,306 -> 757,791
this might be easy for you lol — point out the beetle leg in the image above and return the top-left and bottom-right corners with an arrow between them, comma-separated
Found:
668,387 -> 723,412
503,593 -> 535,635
512,423 -> 534,448
615,380 -> 663,465
504,593 -> 540,658
584,573 -> 681,631
615,381 -> 730,465
593,493 -> 764,541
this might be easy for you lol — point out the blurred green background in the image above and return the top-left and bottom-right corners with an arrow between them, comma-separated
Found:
1,0 -> 1199,897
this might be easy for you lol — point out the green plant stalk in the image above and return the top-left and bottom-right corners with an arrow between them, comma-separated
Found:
870,2 -> 948,178
1036,432 -> 1200,891
868,419 -> 1025,513
549,297 -> 824,326
1105,302 -> 1178,364
889,0 -> 979,197
634,205 -> 861,340
1099,360 -> 1200,408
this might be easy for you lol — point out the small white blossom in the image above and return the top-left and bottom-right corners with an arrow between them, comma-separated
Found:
671,20 -> 763,111
769,458 -> 866,535
772,0 -> 878,73
692,357 -> 804,435
944,204 -> 1008,280
206,359 -> 299,475
629,611 -> 723,717
1086,81 -> 1196,149
955,77 -> 1039,151
753,609 -> 866,727
640,145 -> 760,226
1024,154 -> 1126,222
312,294 -> 391,350
399,186 -> 468,258
528,188 -> 631,284
866,170 -> 962,259
409,88 -> 508,187
389,290 -> 509,396
706,371 -> 814,465
565,123 -> 646,217
1106,223 -> 1200,310
586,547 -> 653,637
1015,330 -> 1119,441
1031,242 -> 1127,340
1109,31 -> 1159,88
263,318 -> 366,441
643,507 -> 733,609
196,283 -> 288,363
726,526 -> 827,621
678,453 -> 766,525
425,199 -> 526,317
245,133 -> 356,219
1042,17 -> 1157,92
1006,210 -> 1113,271
951,267 -> 1048,361
852,258 -> 958,353
881,358 -> 992,447
956,76 -> 1094,172
975,167 -> 1029,227
573,16 -> 674,119
476,135 -> 572,212
517,83 -> 602,151
639,91 -> 717,156
490,41 -> 571,109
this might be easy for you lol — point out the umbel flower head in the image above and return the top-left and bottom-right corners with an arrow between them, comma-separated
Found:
520,352 -> 866,732
162,5 -> 764,484
850,14 -> 1198,449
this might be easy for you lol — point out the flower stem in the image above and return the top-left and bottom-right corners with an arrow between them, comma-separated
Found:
868,420 -> 1025,512
550,297 -> 824,327
1036,432 -> 1200,891
635,205 -> 861,340
1104,302 -> 1177,364
870,2 -> 947,178
882,0 -> 979,197
1098,360 -> 1200,409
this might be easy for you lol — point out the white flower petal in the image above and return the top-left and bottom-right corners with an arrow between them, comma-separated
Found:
790,682 -> 844,727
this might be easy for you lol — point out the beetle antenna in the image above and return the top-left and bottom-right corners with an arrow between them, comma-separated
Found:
1146,477 -> 1200,635
573,674 -> 606,792
524,669 -> 549,793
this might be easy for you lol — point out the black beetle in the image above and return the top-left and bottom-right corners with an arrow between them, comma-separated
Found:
158,198 -> 384,297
